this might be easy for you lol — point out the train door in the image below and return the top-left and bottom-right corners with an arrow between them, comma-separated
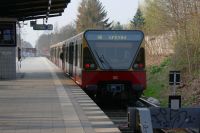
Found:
76,40 -> 82,85
69,42 -> 74,77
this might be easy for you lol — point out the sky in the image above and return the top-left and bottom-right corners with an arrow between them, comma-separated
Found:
21,0 -> 140,47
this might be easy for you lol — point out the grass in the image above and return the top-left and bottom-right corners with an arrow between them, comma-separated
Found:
143,58 -> 172,106
143,56 -> 200,107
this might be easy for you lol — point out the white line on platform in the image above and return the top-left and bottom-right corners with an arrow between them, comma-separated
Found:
43,58 -> 85,133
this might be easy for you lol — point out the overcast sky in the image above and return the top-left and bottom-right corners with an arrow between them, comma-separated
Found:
21,0 -> 140,47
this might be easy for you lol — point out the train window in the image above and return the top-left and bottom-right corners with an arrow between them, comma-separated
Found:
86,41 -> 141,70
75,44 -> 78,66
80,44 -> 82,67
60,48 -> 63,60
83,47 -> 97,70
62,47 -> 65,60
56,48 -> 58,59
60,52 -> 64,60
66,46 -> 68,62
58,48 -> 60,59
133,48 -> 145,70
69,43 -> 74,65
85,31 -> 144,70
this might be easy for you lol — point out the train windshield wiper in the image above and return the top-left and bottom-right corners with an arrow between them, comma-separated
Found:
100,54 -> 112,70
93,49 -> 105,69
93,49 -> 112,69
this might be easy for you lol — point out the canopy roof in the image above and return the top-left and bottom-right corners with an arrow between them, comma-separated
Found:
0,0 -> 71,21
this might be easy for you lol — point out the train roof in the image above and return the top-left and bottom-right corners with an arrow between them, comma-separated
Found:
50,30 -> 144,49
50,32 -> 84,48
50,40 -> 65,48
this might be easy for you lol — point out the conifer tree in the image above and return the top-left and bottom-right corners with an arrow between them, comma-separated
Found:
76,0 -> 112,33
131,8 -> 145,29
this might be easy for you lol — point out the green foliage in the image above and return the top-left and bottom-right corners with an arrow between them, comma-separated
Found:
130,8 -> 145,29
76,0 -> 112,33
149,58 -> 171,74
35,23 -> 76,54
142,0 -> 200,106
160,58 -> 171,68
149,65 -> 161,74
143,0 -> 200,75
144,80 -> 168,106
143,0 -> 172,35
144,58 -> 172,106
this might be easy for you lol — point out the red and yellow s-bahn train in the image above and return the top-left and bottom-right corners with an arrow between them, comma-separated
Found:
50,30 -> 146,102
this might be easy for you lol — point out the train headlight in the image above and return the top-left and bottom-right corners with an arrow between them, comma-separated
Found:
84,63 -> 97,70
85,64 -> 90,68
85,63 -> 96,69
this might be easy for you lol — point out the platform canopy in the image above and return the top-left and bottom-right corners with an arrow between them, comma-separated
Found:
0,0 -> 71,21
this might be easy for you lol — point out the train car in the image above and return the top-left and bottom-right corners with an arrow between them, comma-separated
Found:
50,30 -> 145,103
50,41 -> 64,69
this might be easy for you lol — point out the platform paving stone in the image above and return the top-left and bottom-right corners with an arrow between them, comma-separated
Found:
0,57 -> 120,133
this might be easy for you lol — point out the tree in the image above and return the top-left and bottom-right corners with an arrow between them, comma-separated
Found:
131,8 -> 145,30
58,23 -> 76,42
142,0 -> 172,35
143,0 -> 200,76
76,0 -> 112,33
35,34 -> 51,55
22,41 -> 33,48
50,23 -> 76,44
112,22 -> 123,30
35,23 -> 76,55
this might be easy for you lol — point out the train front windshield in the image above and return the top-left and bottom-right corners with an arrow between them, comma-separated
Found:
85,30 -> 144,70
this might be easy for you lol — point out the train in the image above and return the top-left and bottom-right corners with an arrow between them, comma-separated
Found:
50,30 -> 146,103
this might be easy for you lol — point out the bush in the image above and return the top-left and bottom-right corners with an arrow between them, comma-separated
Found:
150,65 -> 161,74
149,58 -> 171,74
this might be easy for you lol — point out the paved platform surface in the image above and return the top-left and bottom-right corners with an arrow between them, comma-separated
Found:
0,57 -> 120,133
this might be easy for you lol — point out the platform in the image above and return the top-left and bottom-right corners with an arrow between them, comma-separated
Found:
0,57 -> 120,133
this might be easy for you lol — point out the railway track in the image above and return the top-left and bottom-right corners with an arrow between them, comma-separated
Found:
97,103 -> 130,133
96,98 -> 159,133
96,98 -> 198,133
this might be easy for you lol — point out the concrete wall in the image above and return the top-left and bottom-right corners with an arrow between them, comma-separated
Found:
0,47 -> 16,79
145,32 -> 174,55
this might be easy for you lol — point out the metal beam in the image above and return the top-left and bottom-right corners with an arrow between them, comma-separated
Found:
4,6 -> 65,15
0,0 -> 70,21
16,9 -> 64,18
18,13 -> 62,21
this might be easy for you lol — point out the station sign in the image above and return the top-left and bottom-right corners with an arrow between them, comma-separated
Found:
30,21 -> 36,27
33,24 -> 53,30
169,71 -> 180,85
